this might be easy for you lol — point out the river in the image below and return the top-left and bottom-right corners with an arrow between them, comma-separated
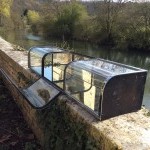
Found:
0,29 -> 150,110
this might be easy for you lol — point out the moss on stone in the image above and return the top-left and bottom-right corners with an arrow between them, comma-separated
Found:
146,112 -> 150,116
17,72 -> 35,86
35,98 -> 101,150
13,45 -> 26,51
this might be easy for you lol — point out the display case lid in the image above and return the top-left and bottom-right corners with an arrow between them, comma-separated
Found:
22,78 -> 60,108
67,59 -> 145,80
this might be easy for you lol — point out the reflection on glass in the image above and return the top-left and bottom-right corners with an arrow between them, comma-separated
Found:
52,53 -> 72,81
64,61 -> 107,114
30,51 -> 42,75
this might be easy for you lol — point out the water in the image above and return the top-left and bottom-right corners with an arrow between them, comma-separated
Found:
0,29 -> 150,110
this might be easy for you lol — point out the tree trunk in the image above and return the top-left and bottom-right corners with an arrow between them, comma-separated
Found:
0,14 -> 2,26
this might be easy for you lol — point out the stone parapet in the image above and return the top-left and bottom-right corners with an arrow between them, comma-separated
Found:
0,37 -> 150,150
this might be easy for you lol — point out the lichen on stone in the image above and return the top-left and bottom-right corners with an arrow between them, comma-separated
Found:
145,111 -> 150,117
17,72 -> 35,86
13,45 -> 26,51
141,107 -> 150,117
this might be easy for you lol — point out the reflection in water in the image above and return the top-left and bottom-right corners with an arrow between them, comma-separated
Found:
0,29 -> 150,110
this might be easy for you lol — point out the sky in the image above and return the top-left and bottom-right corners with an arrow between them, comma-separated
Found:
78,0 -> 150,2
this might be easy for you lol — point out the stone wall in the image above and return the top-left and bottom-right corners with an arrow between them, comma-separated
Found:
0,37 -> 150,150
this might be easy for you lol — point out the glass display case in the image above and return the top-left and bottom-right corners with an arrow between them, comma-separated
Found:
26,46 -> 147,120
28,46 -> 90,82
28,46 -> 65,77
63,59 -> 147,120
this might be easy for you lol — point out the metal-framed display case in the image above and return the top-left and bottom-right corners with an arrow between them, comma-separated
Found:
28,46 -> 90,82
25,45 -> 147,120
63,59 -> 147,120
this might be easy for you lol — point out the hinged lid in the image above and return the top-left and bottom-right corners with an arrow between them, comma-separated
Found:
22,78 -> 60,108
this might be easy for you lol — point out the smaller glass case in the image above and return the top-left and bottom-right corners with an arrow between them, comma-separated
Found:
28,46 -> 89,82
28,46 -> 64,77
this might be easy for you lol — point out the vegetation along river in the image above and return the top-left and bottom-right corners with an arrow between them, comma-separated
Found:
0,29 -> 150,110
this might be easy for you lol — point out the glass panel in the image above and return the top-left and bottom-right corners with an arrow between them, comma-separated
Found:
53,65 -> 66,81
22,78 -> 60,107
64,62 -> 106,115
67,60 -> 112,80
87,59 -> 139,74
67,60 -> 140,81
65,66 -> 92,93
53,53 -> 72,81
30,51 -> 42,75
72,86 -> 101,114
43,54 -> 52,80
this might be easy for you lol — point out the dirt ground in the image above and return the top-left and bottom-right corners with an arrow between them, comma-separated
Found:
0,79 -> 42,150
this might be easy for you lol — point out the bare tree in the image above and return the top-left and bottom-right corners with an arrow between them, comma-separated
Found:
95,0 -> 125,45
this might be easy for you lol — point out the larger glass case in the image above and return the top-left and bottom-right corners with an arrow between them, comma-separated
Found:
64,59 -> 147,120
26,46 -> 147,120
